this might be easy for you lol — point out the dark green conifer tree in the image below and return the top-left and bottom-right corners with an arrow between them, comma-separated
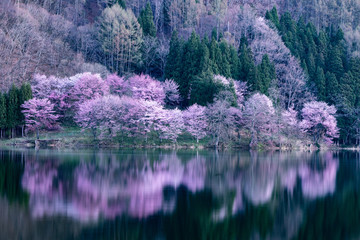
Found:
325,72 -> 338,103
238,37 -> 253,82
189,70 -> 222,106
165,31 -> 182,80
339,72 -> 356,107
265,6 -> 280,28
0,94 -> 6,139
138,2 -> 156,37
7,85 -> 18,138
257,54 -> 275,95
229,45 -> 240,80
209,38 -> 220,74
314,67 -> 326,100
179,31 -> 201,106
326,46 -> 344,80
350,58 -> 360,106
218,41 -> 231,78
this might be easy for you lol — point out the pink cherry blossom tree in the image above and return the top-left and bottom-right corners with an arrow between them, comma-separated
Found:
206,100 -> 235,148
162,79 -> 181,108
183,104 -> 208,143
70,72 -> 109,107
76,95 -> 146,139
139,100 -> 166,141
128,74 -> 165,104
281,107 -> 301,139
233,80 -> 248,107
106,74 -> 130,96
21,98 -> 59,139
300,101 -> 339,145
243,93 -> 275,148
159,108 -> 185,143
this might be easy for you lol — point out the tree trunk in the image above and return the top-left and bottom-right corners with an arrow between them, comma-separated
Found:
22,125 -> 24,138
36,128 -> 39,140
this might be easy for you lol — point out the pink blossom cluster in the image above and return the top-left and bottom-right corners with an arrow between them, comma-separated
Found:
23,73 -> 339,146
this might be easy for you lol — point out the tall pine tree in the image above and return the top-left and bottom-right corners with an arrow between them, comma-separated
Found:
7,85 -> 18,138
0,94 -> 6,139
314,67 -> 326,101
138,2 -> 156,37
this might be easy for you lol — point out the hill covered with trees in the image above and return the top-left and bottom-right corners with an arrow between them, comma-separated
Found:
0,0 -> 359,148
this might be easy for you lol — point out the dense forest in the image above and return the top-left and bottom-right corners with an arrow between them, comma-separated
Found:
0,0 -> 359,147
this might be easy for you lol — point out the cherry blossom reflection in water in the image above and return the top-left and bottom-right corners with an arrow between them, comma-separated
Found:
21,152 -> 207,222
21,151 -> 339,223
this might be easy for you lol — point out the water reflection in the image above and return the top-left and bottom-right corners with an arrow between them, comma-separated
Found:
1,149 -> 357,239
18,150 -> 339,220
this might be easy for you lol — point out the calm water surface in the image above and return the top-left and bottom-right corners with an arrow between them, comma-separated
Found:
0,148 -> 359,240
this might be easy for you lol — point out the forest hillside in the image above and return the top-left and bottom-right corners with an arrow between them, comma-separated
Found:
0,0 -> 359,147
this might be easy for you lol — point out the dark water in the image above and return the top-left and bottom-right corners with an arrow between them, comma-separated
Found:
0,149 -> 360,240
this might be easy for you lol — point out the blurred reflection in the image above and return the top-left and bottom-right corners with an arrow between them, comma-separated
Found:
0,149 -> 350,240
18,150 -> 339,223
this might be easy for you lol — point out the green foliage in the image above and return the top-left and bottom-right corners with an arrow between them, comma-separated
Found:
107,0 -> 126,9
257,54 -> 276,95
0,94 -> 6,129
0,83 -> 33,138
189,70 -> 222,106
98,4 -> 143,74
138,2 -> 156,37
339,73 -> 356,107
314,67 -> 326,100
269,9 -> 360,144
326,46 -> 344,80
165,31 -> 275,106
6,85 -> 18,129
165,31 -> 234,106
325,72 -> 338,103
265,6 -> 280,29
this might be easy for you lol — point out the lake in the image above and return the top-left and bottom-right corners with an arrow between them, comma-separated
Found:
0,148 -> 359,240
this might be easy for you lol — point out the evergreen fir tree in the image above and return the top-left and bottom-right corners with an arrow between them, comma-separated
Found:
209,38 -> 220,74
198,39 -> 211,74
180,31 -> 201,106
229,45 -> 240,80
189,70 -> 222,106
258,54 -> 275,95
325,72 -> 338,103
162,0 -> 171,35
265,6 -> 280,28
314,67 -> 326,100
139,2 -> 156,37
218,41 -> 231,78
326,46 -> 344,80
238,37 -> 254,83
339,72 -> 356,107
0,94 -> 6,139
7,85 -> 18,138
350,58 -> 360,106
247,64 -> 259,92
165,31 -> 182,80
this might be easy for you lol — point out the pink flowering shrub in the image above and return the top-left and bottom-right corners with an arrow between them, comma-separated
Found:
22,98 -> 59,139
300,101 -> 339,144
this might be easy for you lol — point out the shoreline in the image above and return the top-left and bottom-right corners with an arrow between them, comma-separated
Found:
0,137 -> 356,151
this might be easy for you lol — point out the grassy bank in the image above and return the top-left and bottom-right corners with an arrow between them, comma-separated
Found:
0,127 -> 241,149
0,127 -> 344,150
